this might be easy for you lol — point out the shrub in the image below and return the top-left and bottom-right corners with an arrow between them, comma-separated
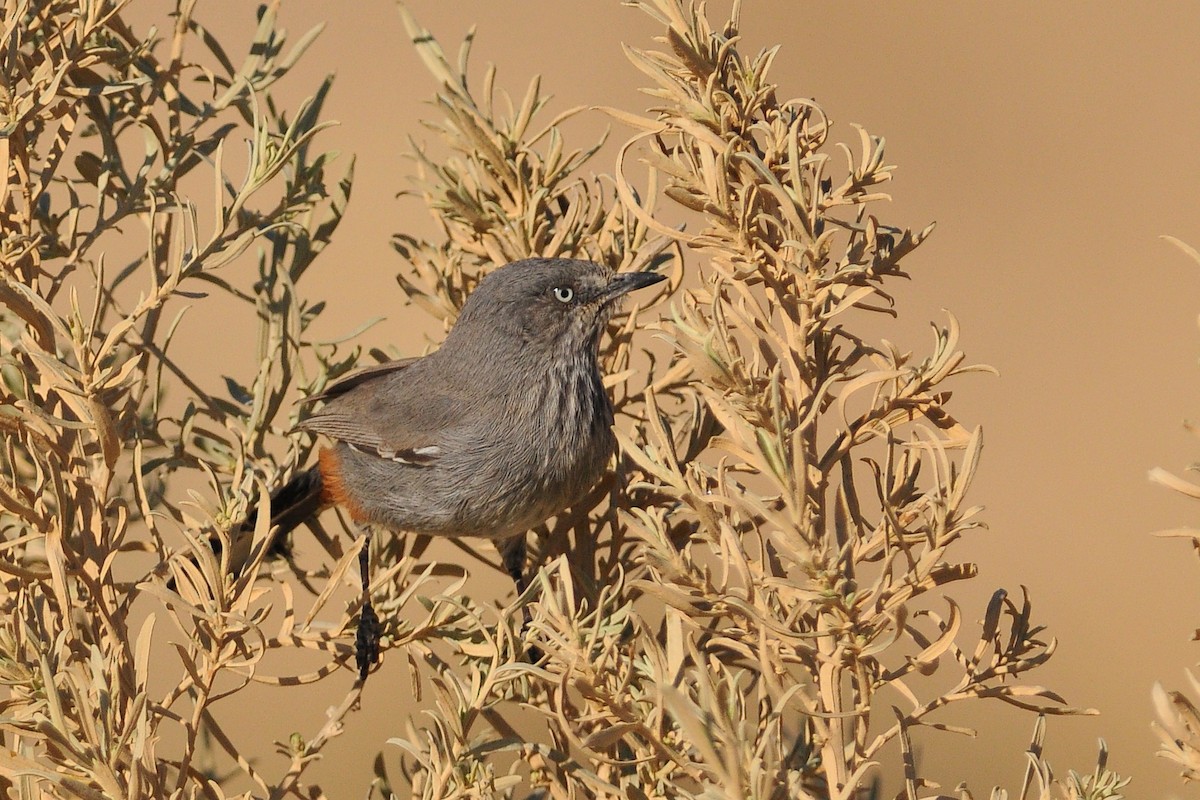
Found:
0,2 -> 353,796
1150,236 -> 1200,786
0,1 -> 1126,798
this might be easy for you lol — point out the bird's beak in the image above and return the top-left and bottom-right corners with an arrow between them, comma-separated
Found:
601,270 -> 667,303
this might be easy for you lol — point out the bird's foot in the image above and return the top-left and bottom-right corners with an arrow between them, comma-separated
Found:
356,599 -> 380,681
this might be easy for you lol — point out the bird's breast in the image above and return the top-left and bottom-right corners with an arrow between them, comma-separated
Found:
351,349 -> 618,540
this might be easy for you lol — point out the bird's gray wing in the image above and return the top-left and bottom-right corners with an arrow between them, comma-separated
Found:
301,357 -> 421,405
297,356 -> 459,466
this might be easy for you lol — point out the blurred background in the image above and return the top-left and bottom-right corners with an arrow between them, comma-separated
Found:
130,1 -> 1200,794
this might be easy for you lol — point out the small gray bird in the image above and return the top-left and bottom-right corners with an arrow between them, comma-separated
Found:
249,257 -> 665,678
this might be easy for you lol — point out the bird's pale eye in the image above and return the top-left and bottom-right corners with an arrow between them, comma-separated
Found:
552,286 -> 574,304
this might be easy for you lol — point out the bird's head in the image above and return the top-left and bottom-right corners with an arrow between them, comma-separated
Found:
445,258 -> 666,359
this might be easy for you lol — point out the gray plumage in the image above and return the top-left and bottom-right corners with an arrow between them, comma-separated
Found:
295,257 -> 664,542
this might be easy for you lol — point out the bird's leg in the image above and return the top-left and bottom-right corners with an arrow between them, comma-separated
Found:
501,534 -> 529,598
501,535 -> 543,661
355,531 -> 380,681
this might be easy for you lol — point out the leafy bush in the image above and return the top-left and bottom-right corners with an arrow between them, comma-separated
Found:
1150,237 -> 1200,787
0,2 -> 353,796
0,1 -> 1129,798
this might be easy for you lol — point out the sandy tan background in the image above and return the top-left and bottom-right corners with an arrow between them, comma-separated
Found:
130,1 -> 1200,795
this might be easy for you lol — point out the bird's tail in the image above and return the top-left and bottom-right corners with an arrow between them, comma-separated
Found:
242,465 -> 327,561
168,466 -> 326,589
